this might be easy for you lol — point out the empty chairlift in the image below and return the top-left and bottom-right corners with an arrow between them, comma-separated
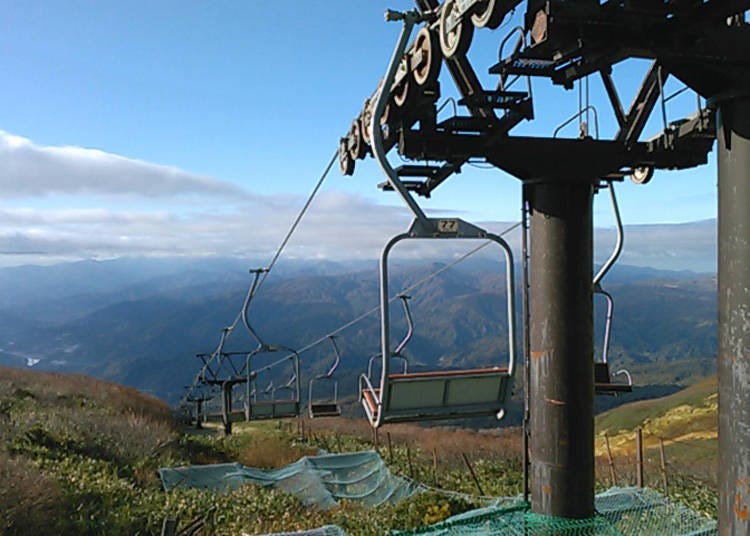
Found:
593,182 -> 633,395
242,269 -> 301,420
308,336 -> 343,418
359,217 -> 517,428
594,285 -> 633,395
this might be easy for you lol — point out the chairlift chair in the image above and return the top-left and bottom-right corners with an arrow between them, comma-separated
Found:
593,182 -> 633,395
359,217 -> 517,428
308,336 -> 343,418
201,387 -> 224,423
242,269 -> 301,421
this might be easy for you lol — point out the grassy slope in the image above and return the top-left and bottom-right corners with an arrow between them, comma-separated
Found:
0,366 -> 524,535
0,366 -> 718,534
596,376 -> 717,454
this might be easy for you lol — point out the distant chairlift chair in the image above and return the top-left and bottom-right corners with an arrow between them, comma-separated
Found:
308,336 -> 343,418
195,327 -> 254,432
242,269 -> 301,421
359,217 -> 517,428
594,182 -> 633,395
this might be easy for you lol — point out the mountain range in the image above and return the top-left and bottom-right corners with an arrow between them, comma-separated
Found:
0,257 -> 717,416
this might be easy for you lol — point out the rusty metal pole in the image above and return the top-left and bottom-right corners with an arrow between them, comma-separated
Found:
222,382 -> 232,436
717,96 -> 750,535
529,181 -> 595,518
195,400 -> 203,430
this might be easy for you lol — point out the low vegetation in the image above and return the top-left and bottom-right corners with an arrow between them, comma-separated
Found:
0,366 -> 718,535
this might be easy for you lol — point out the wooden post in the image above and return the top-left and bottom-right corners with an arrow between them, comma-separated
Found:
604,433 -> 617,487
658,437 -> 669,497
462,452 -> 485,496
161,518 -> 177,536
635,428 -> 644,488
387,432 -> 394,464
432,448 -> 439,486
406,446 -> 415,480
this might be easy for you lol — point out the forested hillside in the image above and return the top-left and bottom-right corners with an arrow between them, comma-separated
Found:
0,258 -> 716,408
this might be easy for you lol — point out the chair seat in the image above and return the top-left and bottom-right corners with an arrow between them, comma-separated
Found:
389,367 -> 508,380
595,383 -> 633,395
310,403 -> 341,418
594,362 -> 632,395
360,368 -> 511,425
248,400 -> 299,420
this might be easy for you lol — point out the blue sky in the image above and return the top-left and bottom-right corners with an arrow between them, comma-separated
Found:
0,1 -> 718,269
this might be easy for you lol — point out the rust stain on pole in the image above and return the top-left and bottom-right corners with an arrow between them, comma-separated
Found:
529,181 -> 594,518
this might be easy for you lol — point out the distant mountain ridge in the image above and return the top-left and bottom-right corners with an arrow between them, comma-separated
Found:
0,257 -> 717,407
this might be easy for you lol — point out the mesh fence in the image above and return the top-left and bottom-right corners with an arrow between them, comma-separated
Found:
159,450 -> 420,509
392,487 -> 717,536
256,526 -> 348,536
161,453 -> 716,535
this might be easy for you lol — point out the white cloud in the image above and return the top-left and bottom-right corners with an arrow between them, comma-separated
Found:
0,192 -> 717,272
0,191 -> 414,264
0,131 -> 248,198
596,219 -> 716,272
0,129 -> 717,271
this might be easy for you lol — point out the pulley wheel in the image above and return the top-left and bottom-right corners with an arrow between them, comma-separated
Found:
380,99 -> 392,126
630,166 -> 654,185
393,55 -> 412,107
471,0 -> 506,29
393,80 -> 410,107
338,138 -> 354,176
361,107 -> 373,146
439,0 -> 474,59
347,119 -> 367,160
412,27 -> 442,86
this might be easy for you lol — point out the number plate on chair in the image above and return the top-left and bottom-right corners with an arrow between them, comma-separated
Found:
437,219 -> 459,234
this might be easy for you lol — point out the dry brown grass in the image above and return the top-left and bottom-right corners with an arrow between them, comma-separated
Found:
234,433 -> 318,468
0,450 -> 64,535
0,365 -> 172,423
303,417 -> 523,467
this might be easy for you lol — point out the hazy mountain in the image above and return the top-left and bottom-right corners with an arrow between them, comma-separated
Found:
0,257 -> 717,408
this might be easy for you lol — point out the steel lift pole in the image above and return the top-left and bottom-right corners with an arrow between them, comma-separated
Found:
529,180 -> 595,518
717,96 -> 750,535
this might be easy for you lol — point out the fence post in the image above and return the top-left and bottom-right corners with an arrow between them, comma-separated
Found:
658,437 -> 669,497
407,446 -> 415,480
636,428 -> 644,488
432,448 -> 439,487
604,433 -> 617,487
161,518 -> 177,536
462,452 -> 485,496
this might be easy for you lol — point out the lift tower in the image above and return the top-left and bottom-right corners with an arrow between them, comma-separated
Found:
339,1 -> 747,530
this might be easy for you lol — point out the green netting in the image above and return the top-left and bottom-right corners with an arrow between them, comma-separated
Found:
393,487 -> 717,536
596,487 -> 717,536
162,453 -> 716,536
159,450 -> 420,509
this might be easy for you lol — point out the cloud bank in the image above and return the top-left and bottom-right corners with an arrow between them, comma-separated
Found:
0,130 -> 717,271
0,197 -> 717,271
0,131 -> 247,198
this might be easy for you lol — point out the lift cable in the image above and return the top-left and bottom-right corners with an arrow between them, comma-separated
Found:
187,150 -> 337,397
256,151 -> 338,295
231,149 -> 338,334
